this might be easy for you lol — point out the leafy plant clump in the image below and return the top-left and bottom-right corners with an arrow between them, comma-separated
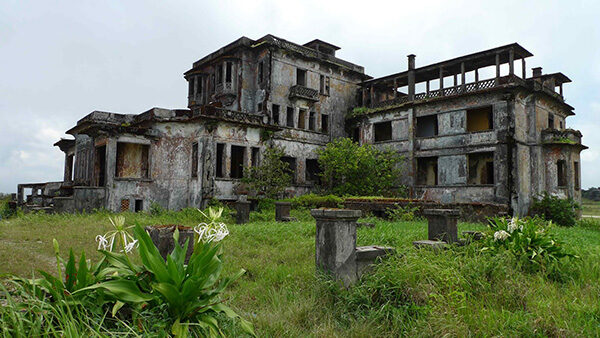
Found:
385,204 -> 421,221
242,144 -> 292,199
530,192 -> 581,227
317,138 -> 405,196
481,217 -> 578,275
4,210 -> 254,337
284,193 -> 344,209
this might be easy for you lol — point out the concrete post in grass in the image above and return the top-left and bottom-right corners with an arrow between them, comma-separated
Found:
311,209 -> 362,286
235,200 -> 251,224
275,201 -> 292,222
424,209 -> 460,243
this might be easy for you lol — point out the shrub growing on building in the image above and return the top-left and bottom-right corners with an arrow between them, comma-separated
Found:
242,144 -> 292,199
530,192 -> 581,227
317,138 -> 405,196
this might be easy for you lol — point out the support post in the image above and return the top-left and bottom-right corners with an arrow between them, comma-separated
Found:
369,86 -> 374,108
312,209 -> 361,286
439,67 -> 444,96
426,80 -> 430,96
393,78 -> 398,99
460,62 -> 466,92
495,53 -> 500,81
407,54 -> 416,101
475,68 -> 479,89
275,202 -> 292,222
235,198 -> 251,224
509,48 -> 515,76
521,58 -> 526,79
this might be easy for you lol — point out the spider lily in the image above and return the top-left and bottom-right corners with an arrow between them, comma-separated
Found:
95,216 -> 137,253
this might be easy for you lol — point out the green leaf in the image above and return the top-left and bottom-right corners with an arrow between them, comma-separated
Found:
76,250 -> 89,290
111,300 -> 125,317
75,279 -> 154,303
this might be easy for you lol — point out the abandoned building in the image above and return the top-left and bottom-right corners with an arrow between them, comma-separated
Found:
16,35 -> 585,216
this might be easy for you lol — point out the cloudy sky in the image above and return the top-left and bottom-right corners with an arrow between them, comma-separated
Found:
1,0 -> 599,193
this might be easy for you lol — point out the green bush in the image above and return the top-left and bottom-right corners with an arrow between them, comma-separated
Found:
284,193 -> 344,209
242,144 -> 292,199
530,192 -> 581,227
317,138 -> 405,196
385,204 -> 421,221
481,217 -> 578,275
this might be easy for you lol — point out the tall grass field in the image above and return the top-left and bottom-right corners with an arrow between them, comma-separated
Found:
1,206 -> 600,336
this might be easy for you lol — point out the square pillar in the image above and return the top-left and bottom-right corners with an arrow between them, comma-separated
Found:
311,209 -> 362,286
275,202 -> 292,222
424,209 -> 460,243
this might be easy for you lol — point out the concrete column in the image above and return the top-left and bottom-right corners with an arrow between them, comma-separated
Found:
509,48 -> 515,76
362,88 -> 367,106
439,67 -> 444,96
235,199 -> 251,224
475,68 -> 479,88
393,78 -> 398,98
312,209 -> 362,286
369,86 -> 374,107
460,62 -> 466,92
64,153 -> 73,182
407,54 -> 416,101
426,80 -> 430,96
521,58 -> 526,79
224,144 -> 231,178
559,84 -> 563,96
424,209 -> 460,243
495,53 -> 500,80
453,74 -> 457,88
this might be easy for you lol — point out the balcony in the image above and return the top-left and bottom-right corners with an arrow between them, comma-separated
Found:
215,82 -> 236,98
289,85 -> 319,101
195,105 -> 277,129
541,129 -> 586,149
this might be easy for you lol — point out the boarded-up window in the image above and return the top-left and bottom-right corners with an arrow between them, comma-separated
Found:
416,115 -> 438,138
286,107 -> 295,127
230,145 -> 245,179
321,114 -> 329,133
557,160 -> 567,187
216,143 -> 224,178
120,199 -> 130,212
374,121 -> 392,142
191,142 -> 198,178
574,161 -> 580,190
115,142 -> 149,179
305,159 -> 321,183
272,104 -> 280,125
281,156 -> 297,183
417,157 -> 438,185
467,106 -> 493,132
298,109 -> 307,129
467,152 -> 494,185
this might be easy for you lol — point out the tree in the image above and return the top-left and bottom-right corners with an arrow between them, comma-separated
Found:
242,144 -> 292,199
316,138 -> 405,196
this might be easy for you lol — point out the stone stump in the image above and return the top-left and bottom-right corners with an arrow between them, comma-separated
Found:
145,225 -> 195,263
235,201 -> 251,224
423,209 -> 460,243
275,202 -> 292,222
312,209 -> 362,286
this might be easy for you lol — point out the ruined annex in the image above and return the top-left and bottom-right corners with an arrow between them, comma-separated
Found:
16,34 -> 586,216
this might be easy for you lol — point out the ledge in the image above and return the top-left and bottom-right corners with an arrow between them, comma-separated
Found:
310,208 -> 362,219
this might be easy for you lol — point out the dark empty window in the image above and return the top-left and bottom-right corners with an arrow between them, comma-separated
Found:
251,147 -> 259,167
257,102 -> 262,112
574,161 -> 580,190
281,156 -> 297,183
320,75 -> 330,95
231,145 -> 245,179
467,106 -> 493,132
305,159 -> 321,183
115,142 -> 149,179
188,78 -> 194,97
286,107 -> 295,127
225,62 -> 232,83
272,104 -> 280,125
374,121 -> 392,142
416,115 -> 438,138
309,112 -> 316,131
557,160 -> 566,187
467,152 -> 494,185
352,127 -> 360,143
216,143 -> 224,178
548,113 -> 555,130
191,142 -> 198,178
134,199 -> 143,212
216,65 -> 223,84
321,114 -> 329,133
258,61 -> 264,83
296,68 -> 307,86
417,157 -> 438,186
298,109 -> 307,129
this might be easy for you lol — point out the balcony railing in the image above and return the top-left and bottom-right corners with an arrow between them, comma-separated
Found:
289,85 -> 319,101
541,128 -> 584,146
196,106 -> 266,126
215,82 -> 236,97
369,75 -> 525,109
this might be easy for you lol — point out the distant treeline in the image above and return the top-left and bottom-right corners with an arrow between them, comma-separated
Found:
582,188 -> 600,201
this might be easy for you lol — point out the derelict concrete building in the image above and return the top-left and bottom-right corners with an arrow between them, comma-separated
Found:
16,35 -> 585,215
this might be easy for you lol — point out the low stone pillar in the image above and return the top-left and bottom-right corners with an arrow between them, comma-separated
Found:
275,202 -> 292,222
423,209 -> 460,243
311,209 -> 362,286
145,225 -> 195,263
235,201 -> 251,224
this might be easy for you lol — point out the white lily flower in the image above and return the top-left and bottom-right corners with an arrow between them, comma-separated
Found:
95,235 -> 109,250
122,239 -> 138,253
494,230 -> 510,241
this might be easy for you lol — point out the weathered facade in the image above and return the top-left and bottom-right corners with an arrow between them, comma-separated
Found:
16,36 -> 585,215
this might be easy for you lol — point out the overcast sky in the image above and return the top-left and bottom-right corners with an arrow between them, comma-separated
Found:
1,0 -> 599,193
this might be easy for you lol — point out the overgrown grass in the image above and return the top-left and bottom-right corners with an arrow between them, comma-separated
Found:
582,198 -> 600,216
1,207 -> 600,336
